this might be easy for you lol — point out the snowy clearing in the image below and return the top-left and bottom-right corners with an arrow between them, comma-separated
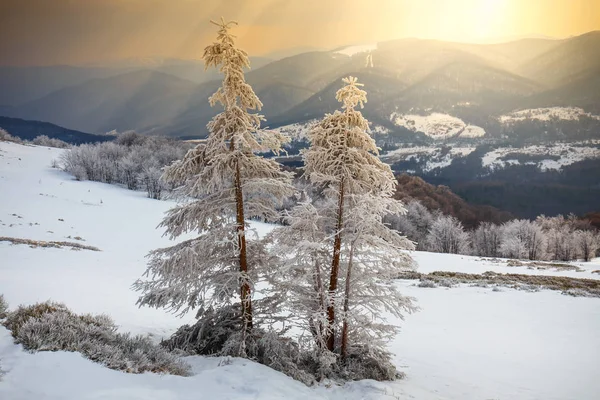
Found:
391,113 -> 486,139
499,107 -> 600,123
1,142 -> 600,399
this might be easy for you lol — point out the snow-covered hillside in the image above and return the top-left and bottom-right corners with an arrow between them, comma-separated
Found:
391,113 -> 486,139
1,142 -> 600,400
499,107 -> 600,123
382,145 -> 477,172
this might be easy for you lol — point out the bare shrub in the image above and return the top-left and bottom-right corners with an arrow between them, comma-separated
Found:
31,135 -> 71,149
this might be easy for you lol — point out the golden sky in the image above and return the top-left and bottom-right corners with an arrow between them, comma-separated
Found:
1,0 -> 599,66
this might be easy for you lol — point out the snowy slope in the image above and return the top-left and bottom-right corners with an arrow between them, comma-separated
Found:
1,142 -> 600,400
481,141 -> 600,172
500,107 -> 600,123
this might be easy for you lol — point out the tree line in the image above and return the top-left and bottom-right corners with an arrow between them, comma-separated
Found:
387,203 -> 600,262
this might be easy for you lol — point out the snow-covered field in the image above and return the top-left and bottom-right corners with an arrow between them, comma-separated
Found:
391,113 -> 486,139
499,107 -> 600,123
1,142 -> 600,400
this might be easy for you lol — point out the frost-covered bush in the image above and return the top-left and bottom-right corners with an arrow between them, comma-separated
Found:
0,129 -> 23,143
31,135 -> 71,149
426,215 -> 470,254
161,305 -> 242,355
0,295 -> 8,319
163,311 -> 316,385
60,132 -> 187,198
472,222 -> 502,257
338,345 -> 400,381
500,219 -> 545,260
418,280 -> 437,288
3,301 -> 190,376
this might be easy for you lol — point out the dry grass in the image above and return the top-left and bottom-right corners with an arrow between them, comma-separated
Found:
397,270 -> 600,297
506,259 -> 582,272
0,236 -> 100,251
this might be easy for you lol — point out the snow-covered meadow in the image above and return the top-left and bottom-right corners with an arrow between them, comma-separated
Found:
1,142 -> 599,399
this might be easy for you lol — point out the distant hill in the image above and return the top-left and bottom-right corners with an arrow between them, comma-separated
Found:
0,57 -> 272,107
0,116 -> 112,144
7,70 -> 198,134
517,31 -> 600,87
394,174 -> 514,229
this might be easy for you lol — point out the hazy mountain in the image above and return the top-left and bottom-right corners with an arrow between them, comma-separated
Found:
517,31 -> 600,87
0,66 -> 125,106
9,70 -> 198,134
0,116 -> 111,144
2,32 -> 598,138
0,57 -> 272,107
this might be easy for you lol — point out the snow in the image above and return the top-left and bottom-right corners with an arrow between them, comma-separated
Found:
391,113 -> 486,139
481,141 -> 600,172
334,43 -> 377,57
2,142 -> 600,400
382,145 -> 477,172
499,107 -> 600,123
412,251 -> 600,281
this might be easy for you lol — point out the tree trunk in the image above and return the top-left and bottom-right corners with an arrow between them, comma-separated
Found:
234,156 -> 252,332
313,257 -> 327,348
340,240 -> 355,361
326,179 -> 344,351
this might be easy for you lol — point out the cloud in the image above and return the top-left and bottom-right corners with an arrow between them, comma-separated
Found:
0,0 -> 597,66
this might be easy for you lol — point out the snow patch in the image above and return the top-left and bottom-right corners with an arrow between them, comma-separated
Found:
382,145 -> 477,172
392,113 -> 485,139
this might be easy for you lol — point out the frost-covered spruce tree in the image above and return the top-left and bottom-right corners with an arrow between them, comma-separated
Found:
134,19 -> 293,342
272,77 -> 416,374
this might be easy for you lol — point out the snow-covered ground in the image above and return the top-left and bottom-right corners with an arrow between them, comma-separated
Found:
1,142 -> 600,400
481,141 -> 600,172
499,107 -> 600,123
391,113 -> 486,139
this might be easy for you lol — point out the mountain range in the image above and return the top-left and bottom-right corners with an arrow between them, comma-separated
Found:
1,31 -> 599,138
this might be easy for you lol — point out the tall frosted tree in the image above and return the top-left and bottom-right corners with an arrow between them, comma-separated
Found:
134,19 -> 293,337
271,77 -> 416,375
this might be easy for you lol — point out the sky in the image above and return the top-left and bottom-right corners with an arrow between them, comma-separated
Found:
0,0 -> 599,66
